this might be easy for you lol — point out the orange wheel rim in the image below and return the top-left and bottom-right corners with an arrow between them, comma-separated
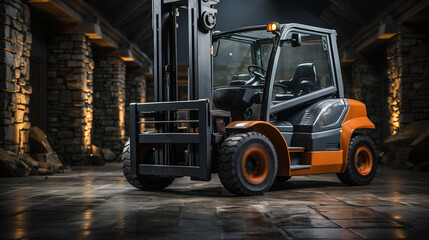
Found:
354,146 -> 373,176
241,146 -> 269,185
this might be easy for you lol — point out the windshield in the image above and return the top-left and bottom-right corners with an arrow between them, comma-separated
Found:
212,29 -> 275,121
213,30 -> 275,88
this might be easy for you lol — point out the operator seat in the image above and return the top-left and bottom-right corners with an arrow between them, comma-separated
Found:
278,63 -> 318,96
290,63 -> 318,94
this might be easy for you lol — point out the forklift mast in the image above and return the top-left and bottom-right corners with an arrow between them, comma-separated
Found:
129,0 -> 219,181
152,0 -> 219,102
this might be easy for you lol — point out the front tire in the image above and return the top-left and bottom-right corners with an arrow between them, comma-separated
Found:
337,135 -> 377,186
217,132 -> 277,196
122,140 -> 175,190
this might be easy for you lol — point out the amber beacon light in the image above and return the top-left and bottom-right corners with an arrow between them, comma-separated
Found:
266,22 -> 280,32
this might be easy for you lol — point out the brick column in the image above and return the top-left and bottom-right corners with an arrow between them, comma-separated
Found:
0,0 -> 32,154
124,72 -> 146,138
387,33 -> 429,135
342,60 -> 384,146
352,60 -> 384,134
46,34 -> 94,165
93,57 -> 126,155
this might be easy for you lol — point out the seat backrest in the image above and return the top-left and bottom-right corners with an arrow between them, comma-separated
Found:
289,63 -> 318,91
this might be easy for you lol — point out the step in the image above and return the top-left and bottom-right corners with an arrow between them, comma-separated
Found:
289,146 -> 305,152
291,164 -> 311,170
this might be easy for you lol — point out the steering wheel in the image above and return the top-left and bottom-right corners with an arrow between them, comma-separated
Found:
248,65 -> 267,83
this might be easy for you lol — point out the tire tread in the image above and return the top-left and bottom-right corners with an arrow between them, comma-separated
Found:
121,140 -> 174,190
337,134 -> 377,186
217,132 -> 277,196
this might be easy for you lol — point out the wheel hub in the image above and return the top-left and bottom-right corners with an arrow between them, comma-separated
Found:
241,146 -> 269,185
354,146 -> 373,176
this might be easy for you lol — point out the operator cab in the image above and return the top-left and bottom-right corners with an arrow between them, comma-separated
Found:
213,24 -> 339,123
212,29 -> 273,121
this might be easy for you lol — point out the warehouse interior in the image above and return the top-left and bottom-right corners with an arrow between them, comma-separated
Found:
1,0 -> 429,239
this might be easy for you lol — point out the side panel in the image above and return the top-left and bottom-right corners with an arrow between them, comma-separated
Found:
225,121 -> 291,176
285,99 -> 349,133
291,151 -> 343,176
340,99 -> 375,172
292,128 -> 342,151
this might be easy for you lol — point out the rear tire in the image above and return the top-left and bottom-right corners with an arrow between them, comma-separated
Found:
337,135 -> 377,186
217,132 -> 277,196
122,140 -> 174,190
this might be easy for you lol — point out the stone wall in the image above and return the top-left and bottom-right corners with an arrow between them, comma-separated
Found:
353,60 -> 384,143
46,34 -> 94,165
0,0 -> 32,154
93,57 -> 126,155
342,60 -> 384,147
124,72 -> 146,138
145,74 -> 154,102
387,33 -> 429,135
341,33 -> 429,147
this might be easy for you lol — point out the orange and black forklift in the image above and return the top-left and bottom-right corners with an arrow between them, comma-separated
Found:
122,0 -> 377,195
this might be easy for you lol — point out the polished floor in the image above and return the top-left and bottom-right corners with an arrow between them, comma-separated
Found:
1,164 -> 429,239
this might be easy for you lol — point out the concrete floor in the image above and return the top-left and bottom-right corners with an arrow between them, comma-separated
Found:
1,164 -> 429,239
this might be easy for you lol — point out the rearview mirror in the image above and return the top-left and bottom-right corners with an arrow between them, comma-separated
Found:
284,33 -> 301,47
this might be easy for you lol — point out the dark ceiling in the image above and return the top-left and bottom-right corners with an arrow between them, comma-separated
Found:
83,0 -> 411,60
84,0 -> 153,51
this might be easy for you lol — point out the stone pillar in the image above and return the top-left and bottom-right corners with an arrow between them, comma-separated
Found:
46,34 -> 94,165
145,74 -> 154,102
355,61 -> 383,146
343,60 -> 384,147
93,57 -> 126,155
387,33 -> 429,135
0,0 -> 32,154
124,72 -> 146,138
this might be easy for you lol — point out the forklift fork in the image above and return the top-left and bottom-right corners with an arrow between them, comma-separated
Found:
130,99 -> 211,180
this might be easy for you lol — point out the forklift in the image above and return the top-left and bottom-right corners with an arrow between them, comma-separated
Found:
122,0 -> 378,196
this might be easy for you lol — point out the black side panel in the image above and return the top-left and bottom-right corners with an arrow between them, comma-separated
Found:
286,98 -> 349,133
270,121 -> 293,146
292,127 -> 341,151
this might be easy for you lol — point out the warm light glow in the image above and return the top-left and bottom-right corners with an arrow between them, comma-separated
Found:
140,90 -> 146,132
13,206 -> 27,239
118,82 -> 126,144
85,33 -> 103,40
229,52 -> 232,56
16,125 -> 26,154
120,56 -> 134,62
27,0 -> 50,2
13,229 -> 26,239
119,97 -> 126,143
394,229 -> 406,238
266,22 -> 279,32
378,33 -> 397,40
81,209 -> 93,233
387,53 -> 402,135
83,81 -> 93,155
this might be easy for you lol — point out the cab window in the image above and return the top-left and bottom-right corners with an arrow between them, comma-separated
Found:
271,32 -> 334,105
213,38 -> 253,88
